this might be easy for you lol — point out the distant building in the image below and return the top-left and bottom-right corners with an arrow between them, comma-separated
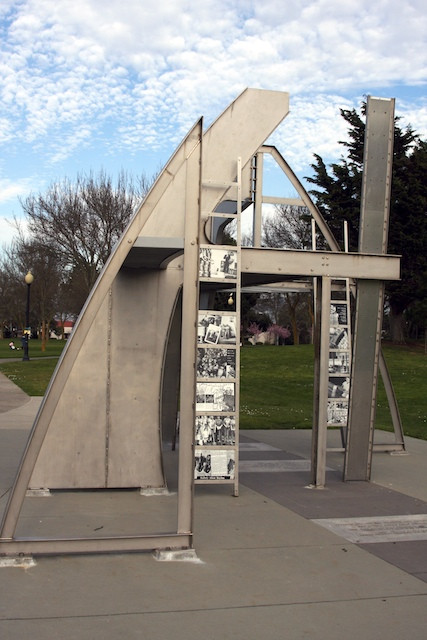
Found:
50,319 -> 75,339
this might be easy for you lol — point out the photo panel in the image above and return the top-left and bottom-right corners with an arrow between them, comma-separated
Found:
328,376 -> 350,399
197,347 -> 236,379
196,382 -> 235,412
327,400 -> 349,426
329,351 -> 350,375
330,289 -> 346,301
198,312 -> 237,345
199,247 -> 238,280
195,415 -> 236,446
329,327 -> 349,350
330,303 -> 348,326
194,448 -> 236,480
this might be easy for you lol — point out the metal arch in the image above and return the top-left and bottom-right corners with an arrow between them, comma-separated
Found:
0,88 -> 291,557
0,119 -> 204,547
0,89 -> 403,559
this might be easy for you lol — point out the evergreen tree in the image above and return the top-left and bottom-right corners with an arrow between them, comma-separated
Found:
307,106 -> 427,342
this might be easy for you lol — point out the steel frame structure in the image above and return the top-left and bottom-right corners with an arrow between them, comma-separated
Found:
0,90 -> 401,558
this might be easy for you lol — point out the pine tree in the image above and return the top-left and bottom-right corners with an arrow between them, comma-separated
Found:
307,106 -> 427,342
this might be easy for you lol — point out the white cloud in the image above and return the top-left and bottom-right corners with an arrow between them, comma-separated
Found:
0,177 -> 35,204
268,94 -> 355,175
0,0 -> 426,221
396,100 -> 427,138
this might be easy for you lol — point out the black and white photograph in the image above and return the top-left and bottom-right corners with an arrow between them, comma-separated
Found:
327,400 -> 349,425
330,290 -> 346,301
329,327 -> 349,350
194,449 -> 236,480
196,382 -> 235,412
199,247 -> 237,280
330,303 -> 348,326
329,351 -> 350,375
198,313 -> 237,345
197,348 -> 236,379
328,376 -> 350,398
195,415 -> 236,446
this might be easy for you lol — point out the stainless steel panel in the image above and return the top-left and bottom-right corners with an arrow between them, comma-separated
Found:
344,97 -> 395,481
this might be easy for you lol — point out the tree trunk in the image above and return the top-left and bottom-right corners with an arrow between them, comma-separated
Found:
389,309 -> 406,344
285,293 -> 300,345
308,294 -> 314,344
289,312 -> 299,345
41,320 -> 46,352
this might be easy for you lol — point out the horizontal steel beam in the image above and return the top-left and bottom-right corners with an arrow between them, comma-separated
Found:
262,196 -> 304,206
241,248 -> 400,280
0,533 -> 192,557
241,281 -> 313,294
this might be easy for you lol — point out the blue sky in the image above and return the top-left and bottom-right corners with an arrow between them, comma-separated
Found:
1,0 -> 426,248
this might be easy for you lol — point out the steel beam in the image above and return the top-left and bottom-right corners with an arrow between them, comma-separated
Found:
176,123 -> 202,537
241,248 -> 399,280
311,277 -> 331,487
0,534 -> 192,557
344,97 -> 395,481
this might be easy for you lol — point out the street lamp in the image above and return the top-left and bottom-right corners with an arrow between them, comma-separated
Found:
22,270 -> 34,362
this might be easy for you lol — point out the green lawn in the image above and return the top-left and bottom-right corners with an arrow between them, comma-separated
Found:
0,338 -> 65,396
0,357 -> 62,396
0,339 -> 426,440
376,343 -> 427,440
0,338 -> 66,359
240,343 -> 426,440
240,345 -> 314,430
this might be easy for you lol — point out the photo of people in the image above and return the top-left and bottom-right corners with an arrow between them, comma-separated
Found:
197,348 -> 236,379
198,313 -> 237,345
329,351 -> 350,375
328,376 -> 350,399
196,382 -> 235,412
195,415 -> 236,445
194,449 -> 236,480
329,327 -> 349,350
330,303 -> 348,326
327,400 -> 349,425
199,247 -> 237,280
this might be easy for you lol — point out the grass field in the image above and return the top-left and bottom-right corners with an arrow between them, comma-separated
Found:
240,343 -> 427,441
0,338 -> 65,396
0,338 -> 65,359
0,339 -> 425,440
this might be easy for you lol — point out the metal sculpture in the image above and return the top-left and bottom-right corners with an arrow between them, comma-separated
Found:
0,90 -> 400,558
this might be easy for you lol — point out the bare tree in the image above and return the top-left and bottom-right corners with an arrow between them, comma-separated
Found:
20,169 -> 152,306
263,204 -> 313,250
0,255 -> 24,339
2,238 -> 63,350
261,204 -> 315,343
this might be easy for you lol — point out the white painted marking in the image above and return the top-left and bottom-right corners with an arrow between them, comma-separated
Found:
26,488 -> 51,497
154,549 -> 204,563
139,487 -> 172,496
312,514 -> 427,543
0,557 -> 36,569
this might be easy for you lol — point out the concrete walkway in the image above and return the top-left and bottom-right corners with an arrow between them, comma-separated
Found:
0,372 -> 426,639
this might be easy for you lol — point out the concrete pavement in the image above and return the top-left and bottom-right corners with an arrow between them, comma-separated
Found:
0,372 -> 426,639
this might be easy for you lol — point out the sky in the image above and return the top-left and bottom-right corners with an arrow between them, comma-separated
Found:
1,0 -> 426,249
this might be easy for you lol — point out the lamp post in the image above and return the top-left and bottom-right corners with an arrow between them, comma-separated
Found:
22,270 -> 34,362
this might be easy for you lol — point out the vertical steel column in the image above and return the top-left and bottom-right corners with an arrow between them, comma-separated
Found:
177,124 -> 203,538
252,151 -> 263,248
344,97 -> 395,481
234,157 -> 242,497
311,276 -> 331,487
